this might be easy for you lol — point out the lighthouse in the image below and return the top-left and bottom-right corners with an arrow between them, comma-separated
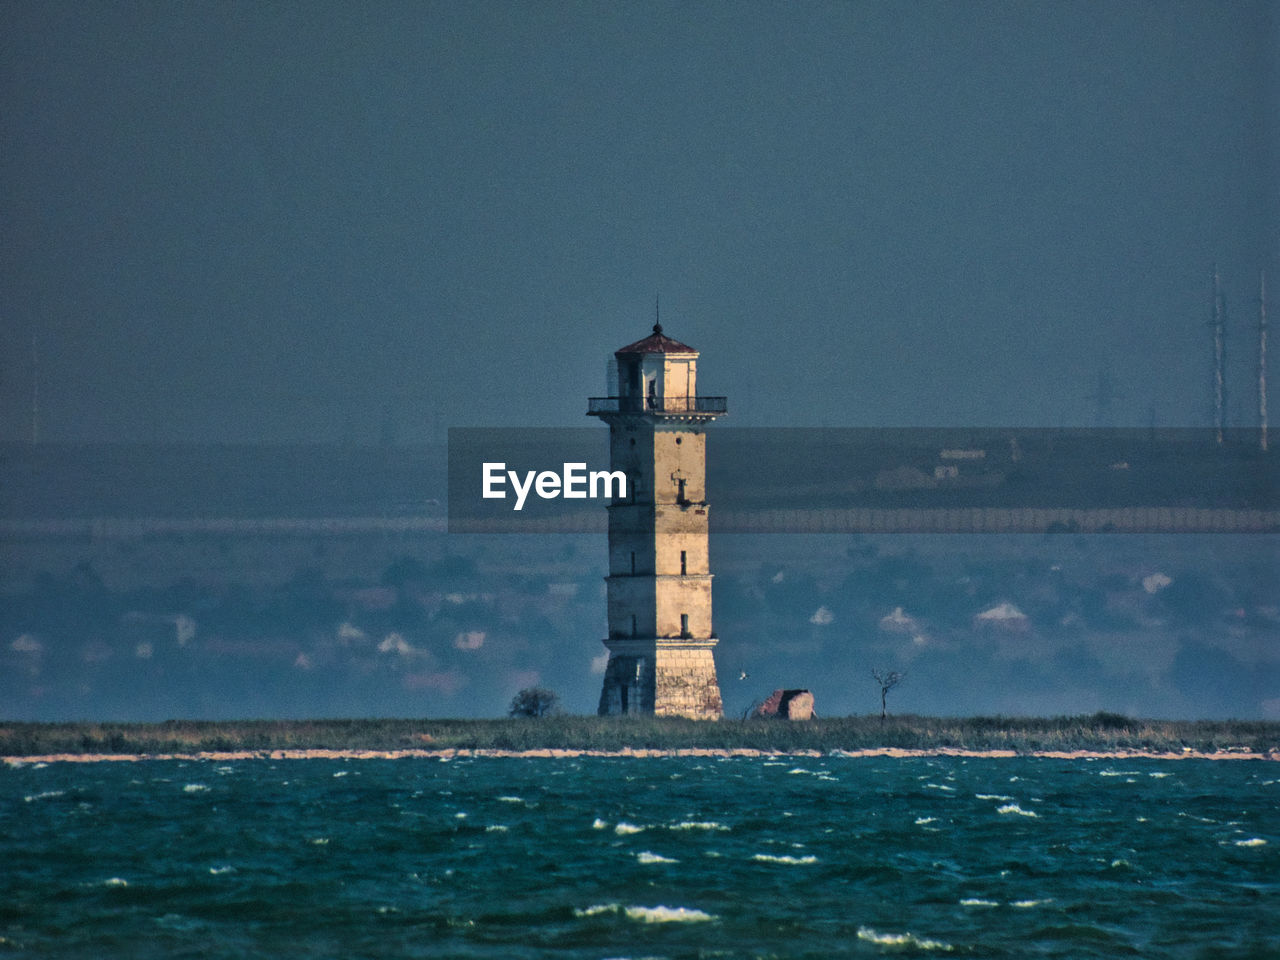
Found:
587,323 -> 727,718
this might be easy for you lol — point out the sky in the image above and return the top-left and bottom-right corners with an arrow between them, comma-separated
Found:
2,0 -> 1277,443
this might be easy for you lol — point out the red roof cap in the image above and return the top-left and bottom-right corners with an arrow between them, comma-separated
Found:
615,323 -> 698,356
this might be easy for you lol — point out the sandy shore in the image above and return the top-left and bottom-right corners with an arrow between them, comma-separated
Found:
4,746 -> 1277,765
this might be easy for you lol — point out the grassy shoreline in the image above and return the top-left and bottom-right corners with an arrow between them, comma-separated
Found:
2,713 -> 1277,759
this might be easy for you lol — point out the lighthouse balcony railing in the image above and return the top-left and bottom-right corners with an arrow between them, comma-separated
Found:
588,396 -> 727,415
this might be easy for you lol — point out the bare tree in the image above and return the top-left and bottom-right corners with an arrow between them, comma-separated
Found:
508,687 -> 560,718
871,669 -> 906,722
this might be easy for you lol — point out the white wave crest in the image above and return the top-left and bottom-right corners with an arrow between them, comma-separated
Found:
1178,812 -> 1218,824
102,877 -> 129,888
960,898 -> 998,907
592,818 -> 608,830
497,796 -> 524,803
997,803 -> 1038,817
626,905 -> 714,923
485,825 -> 509,833
614,822 -> 644,835
23,790 -> 65,802
182,783 -> 209,793
1011,899 -> 1052,908
915,817 -> 938,825
669,821 -> 728,831
751,853 -> 818,865
636,851 -> 677,864
575,903 -> 715,923
1234,837 -> 1267,847
976,794 -> 1013,801
857,927 -> 953,951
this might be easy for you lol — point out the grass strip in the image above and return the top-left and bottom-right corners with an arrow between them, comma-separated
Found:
2,713 -> 1277,758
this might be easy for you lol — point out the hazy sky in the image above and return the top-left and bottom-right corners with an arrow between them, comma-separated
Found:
2,1 -> 1276,442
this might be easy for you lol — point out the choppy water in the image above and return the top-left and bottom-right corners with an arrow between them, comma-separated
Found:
2,755 -> 1276,958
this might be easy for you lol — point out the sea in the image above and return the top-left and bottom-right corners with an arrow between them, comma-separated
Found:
2,755 -> 1276,958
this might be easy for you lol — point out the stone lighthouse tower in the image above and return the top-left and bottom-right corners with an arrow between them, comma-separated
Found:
587,323 -> 727,718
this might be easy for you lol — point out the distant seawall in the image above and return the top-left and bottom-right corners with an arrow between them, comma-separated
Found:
0,516 -> 446,539
714,506 -> 1280,534
3,507 -> 1276,538
4,434 -> 1276,536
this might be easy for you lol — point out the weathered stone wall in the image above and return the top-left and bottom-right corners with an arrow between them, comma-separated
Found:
653,575 -> 713,637
598,640 -> 721,719
756,689 -> 815,720
662,357 -> 696,401
652,644 -> 722,719
653,427 -> 706,503
598,651 -> 654,715
655,532 -> 708,574
606,577 -> 656,637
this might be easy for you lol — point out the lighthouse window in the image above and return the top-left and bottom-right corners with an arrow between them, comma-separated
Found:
631,614 -> 637,636
680,613 -> 689,636
680,551 -> 687,575
675,437 -> 682,444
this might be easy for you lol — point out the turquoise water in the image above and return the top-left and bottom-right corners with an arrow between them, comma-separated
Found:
2,756 -> 1276,958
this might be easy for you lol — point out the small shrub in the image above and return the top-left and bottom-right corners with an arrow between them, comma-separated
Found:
508,687 -> 560,718
1088,711 -> 1132,731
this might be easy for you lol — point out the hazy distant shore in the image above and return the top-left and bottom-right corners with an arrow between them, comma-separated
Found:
3,714 -> 1277,762
5,745 -> 1278,765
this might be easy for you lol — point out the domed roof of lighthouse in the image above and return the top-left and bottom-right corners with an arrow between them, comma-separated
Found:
615,323 -> 698,357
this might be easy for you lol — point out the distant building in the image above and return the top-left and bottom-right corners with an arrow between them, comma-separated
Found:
757,689 -> 815,721
587,324 -> 726,718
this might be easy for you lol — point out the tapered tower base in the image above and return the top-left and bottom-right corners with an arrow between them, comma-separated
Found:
598,638 -> 723,719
